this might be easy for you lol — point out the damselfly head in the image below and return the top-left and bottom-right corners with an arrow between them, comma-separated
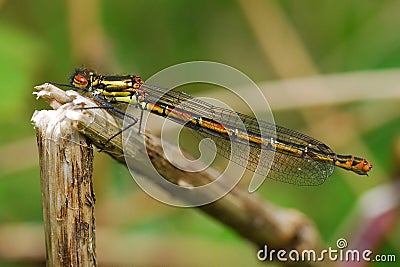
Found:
70,68 -> 97,89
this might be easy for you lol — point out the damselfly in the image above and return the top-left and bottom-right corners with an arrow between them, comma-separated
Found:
61,68 -> 372,186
